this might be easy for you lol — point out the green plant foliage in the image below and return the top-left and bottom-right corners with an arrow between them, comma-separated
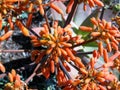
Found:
113,4 -> 120,13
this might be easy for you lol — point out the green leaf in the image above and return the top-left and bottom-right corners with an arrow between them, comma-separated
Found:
113,4 -> 120,12
83,41 -> 98,47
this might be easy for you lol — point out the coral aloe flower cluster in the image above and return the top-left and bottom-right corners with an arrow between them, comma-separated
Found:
30,21 -> 85,80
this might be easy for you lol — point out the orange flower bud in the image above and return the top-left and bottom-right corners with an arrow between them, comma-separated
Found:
93,0 -> 104,7
105,39 -> 111,52
110,36 -> 119,45
72,80 -> 81,86
42,67 -> 50,79
0,63 -> 5,73
0,31 -> 13,41
74,57 -> 85,68
16,20 -> 29,36
96,71 -> 105,77
103,49 -> 109,63
79,26 -> 93,32
96,77 -> 105,83
90,17 -> 98,25
108,30 -> 117,36
93,50 -> 98,58
98,41 -> 103,56
28,3 -> 33,13
8,73 -> 13,82
26,13 -> 33,28
91,32 -> 101,37
111,42 -> 118,51
48,41 -> 56,47
11,69 -> 16,80
0,13 -> 2,30
56,47 -> 61,56
66,0 -> 74,13
99,23 -> 104,30
80,68 -> 88,75
65,48 -> 76,60
39,4 -> 44,16
50,3 -> 63,15
63,62 -> 71,72
83,4 -> 87,11
90,57 -> 95,69
88,0 -> 95,7
43,24 -> 49,34
15,74 -> 21,81
60,42 -> 72,47
85,78 -> 91,84
61,48 -> 67,56
50,60 -> 55,73
101,19 -> 106,26
14,80 -> 21,88
49,34 -> 56,41
105,22 -> 111,29
54,55 -> 58,63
